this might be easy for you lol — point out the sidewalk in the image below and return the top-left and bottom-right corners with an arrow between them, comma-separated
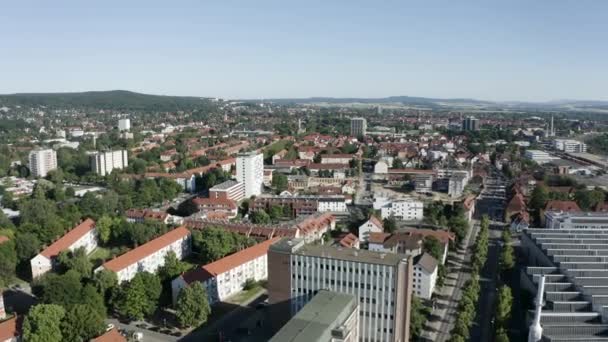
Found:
420,221 -> 479,342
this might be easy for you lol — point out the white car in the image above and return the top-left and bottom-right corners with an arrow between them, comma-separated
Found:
105,323 -> 115,332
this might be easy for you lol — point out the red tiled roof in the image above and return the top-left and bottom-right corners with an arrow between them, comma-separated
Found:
368,232 -> 391,244
182,238 -> 280,284
368,216 -> 384,230
40,218 -> 96,259
544,200 -> 581,212
101,226 -> 190,272
400,228 -> 455,244
92,328 -> 126,342
0,316 -> 21,342
337,233 -> 359,248
506,193 -> 526,213
388,168 -> 435,175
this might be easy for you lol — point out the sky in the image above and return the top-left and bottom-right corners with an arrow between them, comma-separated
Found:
1,1 -> 607,102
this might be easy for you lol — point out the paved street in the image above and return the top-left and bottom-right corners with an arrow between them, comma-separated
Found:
420,220 -> 479,342
106,319 -> 178,342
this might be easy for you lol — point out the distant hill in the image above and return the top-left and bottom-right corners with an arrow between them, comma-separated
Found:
261,96 -> 492,106
0,90 -> 212,111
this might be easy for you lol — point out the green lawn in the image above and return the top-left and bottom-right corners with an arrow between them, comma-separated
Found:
89,247 -> 111,264
225,285 -> 263,305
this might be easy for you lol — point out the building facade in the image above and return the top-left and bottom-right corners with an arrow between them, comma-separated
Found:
545,211 -> 608,230
171,238 -> 279,305
96,226 -> 191,283
208,180 -> 245,202
268,239 -> 413,342
28,149 -> 57,178
461,117 -> 479,131
379,199 -> 424,221
350,118 -> 367,137
252,195 -> 347,217
30,218 -> 97,278
236,152 -> 264,198
118,118 -> 131,131
525,150 -> 556,164
358,216 -> 384,244
553,139 -> 587,153
412,253 -> 438,300
90,150 -> 129,176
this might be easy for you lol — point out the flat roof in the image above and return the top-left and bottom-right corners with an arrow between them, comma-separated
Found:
270,290 -> 357,342
209,180 -> 241,190
271,238 -> 407,266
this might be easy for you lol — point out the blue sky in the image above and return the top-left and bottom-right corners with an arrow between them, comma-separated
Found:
1,1 -> 607,101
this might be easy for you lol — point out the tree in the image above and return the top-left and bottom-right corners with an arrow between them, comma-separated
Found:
192,228 -> 252,264
23,304 -> 66,342
96,215 -> 114,244
113,272 -> 161,320
495,328 -> 510,342
269,205 -> 284,221
57,247 -> 93,277
574,188 -> 605,211
251,210 -> 271,224
409,296 -> 430,339
423,236 -> 444,262
61,304 -> 105,342
496,285 -> 513,328
92,269 -> 118,299
383,217 -> 397,233
175,282 -> 211,328
14,232 -> 41,262
158,251 -> 188,281
272,173 -> 288,194
0,239 -> 17,287
529,185 -> 549,211
392,158 -> 404,169
40,270 -> 83,307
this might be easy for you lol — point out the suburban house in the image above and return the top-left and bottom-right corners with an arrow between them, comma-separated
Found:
96,226 -> 191,283
30,218 -> 97,278
358,216 -> 384,243
172,238 -> 280,305
412,253 -> 439,299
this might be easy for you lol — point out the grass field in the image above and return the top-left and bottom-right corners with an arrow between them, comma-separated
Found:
89,247 -> 111,264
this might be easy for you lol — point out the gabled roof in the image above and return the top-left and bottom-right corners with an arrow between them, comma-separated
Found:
182,238 -> 280,284
544,200 -> 581,212
91,328 -> 126,342
0,316 -> 21,342
337,233 -> 359,248
101,226 -> 190,272
415,253 -> 439,274
366,216 -> 384,230
39,218 -> 96,259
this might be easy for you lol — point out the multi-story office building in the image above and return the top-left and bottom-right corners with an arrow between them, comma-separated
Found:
414,174 -> 433,193
118,118 -> 131,131
461,116 -> 479,131
553,139 -> 587,153
89,150 -> 129,176
208,180 -> 245,202
96,226 -> 191,283
171,238 -> 279,305
268,238 -> 413,342
524,150 -> 556,164
236,152 -> 264,198
30,219 -> 98,278
270,290 -> 359,342
350,118 -> 367,137
28,149 -> 57,178
545,211 -> 608,229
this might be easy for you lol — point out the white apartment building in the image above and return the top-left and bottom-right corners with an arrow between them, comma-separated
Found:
525,150 -> 556,164
118,118 -> 131,131
96,226 -> 191,283
317,197 -> 348,212
89,150 -> 129,176
358,216 -> 384,243
412,253 -> 438,300
321,154 -> 355,165
171,237 -> 279,305
30,218 -> 98,278
236,152 -> 264,198
209,180 -> 245,202
553,139 -> 587,153
379,199 -> 424,221
28,149 -> 57,178
268,239 -> 413,342
350,117 -> 367,137
448,174 -> 467,198
545,211 -> 608,230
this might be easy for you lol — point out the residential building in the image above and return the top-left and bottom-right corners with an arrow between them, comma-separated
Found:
263,169 -> 274,187
461,116 -> 479,131
96,226 -> 191,283
374,161 -> 389,174
269,290 -> 359,342
376,198 -> 424,221
412,253 -> 438,299
125,209 -> 182,225
252,194 -> 347,217
192,197 -> 238,219
89,150 -> 128,176
208,180 -> 245,202
171,238 -> 279,305
0,316 -> 20,342
236,152 -> 264,198
358,216 -> 384,244
448,174 -> 467,198
368,229 -> 454,264
541,200 -> 581,226
525,150 -> 556,164
30,218 -> 97,278
414,174 -> 433,193
28,149 -> 57,178
321,154 -> 355,165
267,238 -> 413,342
553,139 -> 587,153
118,118 -> 131,132
350,117 -> 367,137
545,211 -> 608,229
335,233 -> 360,249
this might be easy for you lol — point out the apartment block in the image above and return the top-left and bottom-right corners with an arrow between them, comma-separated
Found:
118,118 -> 131,131
553,139 -> 587,153
268,238 -> 413,342
96,226 -> 191,283
350,118 -> 367,137
252,195 -> 347,217
30,218 -> 97,278
208,180 -> 245,202
89,150 -> 128,176
236,152 -> 264,198
28,149 -> 57,178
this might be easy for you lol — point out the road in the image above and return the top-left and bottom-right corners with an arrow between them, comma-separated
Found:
469,222 -> 503,342
106,319 -> 178,342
